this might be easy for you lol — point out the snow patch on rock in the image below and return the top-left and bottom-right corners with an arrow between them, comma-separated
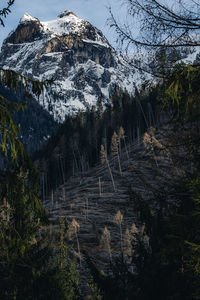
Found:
0,10 -> 153,122
20,13 -> 39,24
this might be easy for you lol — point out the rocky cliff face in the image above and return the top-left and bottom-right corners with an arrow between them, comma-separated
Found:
0,11 -> 148,122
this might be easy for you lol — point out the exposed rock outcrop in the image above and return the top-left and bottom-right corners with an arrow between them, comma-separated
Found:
0,11 -> 149,121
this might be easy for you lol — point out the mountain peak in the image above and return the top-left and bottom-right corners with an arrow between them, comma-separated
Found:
0,10 -> 140,122
58,10 -> 78,18
20,13 -> 39,24
41,11 -> 83,36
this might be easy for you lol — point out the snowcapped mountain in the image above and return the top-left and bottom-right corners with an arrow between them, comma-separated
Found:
0,10 -> 149,122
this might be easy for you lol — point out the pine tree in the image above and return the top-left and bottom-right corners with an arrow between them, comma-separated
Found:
114,210 -> 123,253
0,165 -> 48,299
119,126 -> 129,159
100,144 -> 116,192
50,217 -> 80,300
69,218 -> 81,266
100,227 -> 112,261
111,131 -> 122,176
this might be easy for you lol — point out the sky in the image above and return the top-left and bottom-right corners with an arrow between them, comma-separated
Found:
0,0 -> 127,48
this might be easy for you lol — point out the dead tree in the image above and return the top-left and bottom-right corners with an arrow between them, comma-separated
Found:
100,144 -> 116,192
111,131 -> 122,176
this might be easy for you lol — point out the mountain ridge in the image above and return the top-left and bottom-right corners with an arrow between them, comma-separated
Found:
0,10 -> 150,122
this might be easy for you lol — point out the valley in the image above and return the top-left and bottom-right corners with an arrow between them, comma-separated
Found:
0,3 -> 200,299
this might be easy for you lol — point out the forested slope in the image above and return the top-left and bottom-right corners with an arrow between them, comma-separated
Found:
39,65 -> 200,299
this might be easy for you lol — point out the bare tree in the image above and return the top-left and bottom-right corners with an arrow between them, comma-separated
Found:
114,210 -> 124,253
69,219 -> 81,266
119,126 -> 129,159
100,144 -> 116,192
109,0 -> 200,75
111,131 -> 122,176
110,0 -> 200,50
100,226 -> 112,261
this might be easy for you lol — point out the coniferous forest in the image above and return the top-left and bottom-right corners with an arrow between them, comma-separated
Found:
1,1 -> 200,299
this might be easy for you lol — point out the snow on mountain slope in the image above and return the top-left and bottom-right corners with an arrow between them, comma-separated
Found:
0,10 -> 151,122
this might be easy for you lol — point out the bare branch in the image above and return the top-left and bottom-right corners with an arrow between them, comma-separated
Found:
109,0 -> 200,52
0,0 -> 15,27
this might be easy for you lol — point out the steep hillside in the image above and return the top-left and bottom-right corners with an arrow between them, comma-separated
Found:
33,89 -> 160,193
43,120 -> 181,276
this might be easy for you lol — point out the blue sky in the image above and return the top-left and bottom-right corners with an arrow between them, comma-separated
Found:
0,0 -> 127,48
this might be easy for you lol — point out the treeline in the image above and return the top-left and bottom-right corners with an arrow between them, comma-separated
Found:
34,86 -> 161,199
